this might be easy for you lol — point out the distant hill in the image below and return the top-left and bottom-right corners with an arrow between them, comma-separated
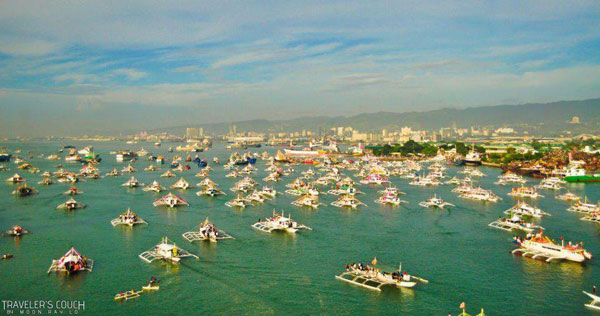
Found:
155,98 -> 600,136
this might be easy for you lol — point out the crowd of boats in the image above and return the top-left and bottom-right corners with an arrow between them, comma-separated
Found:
2,143 -> 600,312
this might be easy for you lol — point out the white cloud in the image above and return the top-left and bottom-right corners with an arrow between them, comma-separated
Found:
0,39 -> 59,56
110,68 -> 147,81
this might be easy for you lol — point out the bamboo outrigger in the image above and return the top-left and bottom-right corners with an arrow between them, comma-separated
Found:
335,261 -> 428,291
182,218 -> 234,243
139,237 -> 198,264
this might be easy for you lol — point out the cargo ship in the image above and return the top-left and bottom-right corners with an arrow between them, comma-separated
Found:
564,168 -> 600,183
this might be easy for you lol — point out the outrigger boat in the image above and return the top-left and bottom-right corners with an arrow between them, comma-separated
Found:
291,194 -> 322,208
114,290 -> 142,301
331,194 -> 366,209
144,164 -> 156,171
170,177 -> 193,190
6,173 -> 24,183
581,211 -> 600,223
556,191 -> 581,202
111,208 -> 147,227
508,186 -> 543,199
488,215 -> 543,233
160,170 -> 175,178
121,164 -> 137,173
259,186 -> 277,199
56,198 -> 86,210
196,185 -> 226,197
182,217 -> 233,243
47,247 -> 93,274
375,192 -> 408,206
567,197 -> 600,214
143,180 -> 165,192
12,183 -> 37,197
122,176 -> 143,188
225,194 -> 248,208
583,290 -> 600,311
459,187 -> 500,203
138,237 -> 198,264
64,186 -> 83,195
153,193 -> 189,208
335,260 -> 428,291
38,177 -> 53,185
504,202 -> 550,218
245,190 -> 265,203
252,210 -> 311,233
512,230 -> 592,263
106,168 -> 121,177
419,194 -> 453,209
5,225 -> 29,236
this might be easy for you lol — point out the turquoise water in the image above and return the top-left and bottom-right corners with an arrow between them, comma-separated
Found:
1,141 -> 599,315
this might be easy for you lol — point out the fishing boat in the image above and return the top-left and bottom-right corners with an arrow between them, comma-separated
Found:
495,172 -> 526,185
331,194 -> 366,209
136,148 -> 148,157
122,176 -> 143,188
504,202 -> 549,218
328,185 -> 360,196
567,197 -> 600,214
114,290 -> 142,301
375,192 -> 408,206
56,198 -> 86,210
252,210 -> 311,233
144,164 -> 156,171
459,187 -> 500,202
111,208 -> 147,227
5,225 -> 29,236
581,211 -> 600,223
291,194 -> 322,208
196,185 -> 226,197
508,186 -> 543,199
583,290 -> 600,311
197,178 -> 218,187
488,215 -> 543,233
360,173 -> 390,185
463,150 -> 482,166
47,247 -> 93,274
139,237 -> 198,264
556,191 -> 581,202
6,173 -> 24,183
170,177 -> 193,190
64,186 -> 83,195
12,183 -> 37,197
512,231 -> 592,263
153,193 -> 189,208
161,170 -> 176,178
121,164 -> 137,173
259,186 -> 277,199
419,194 -> 454,209
143,180 -> 165,193
335,260 -> 428,291
409,176 -> 440,186
535,178 -> 563,190
225,194 -> 248,208
245,190 -> 265,203
38,177 -> 53,185
182,217 -> 234,243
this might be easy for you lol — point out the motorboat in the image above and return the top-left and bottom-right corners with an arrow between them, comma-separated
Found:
111,208 -> 148,227
504,202 -> 550,218
56,198 -> 86,210
47,247 -> 93,274
182,218 -> 233,243
488,215 -> 543,233
122,176 -> 143,188
419,195 -> 453,209
139,237 -> 198,264
512,231 -> 592,263
153,193 -> 189,208
251,210 -> 311,233
143,180 -> 165,193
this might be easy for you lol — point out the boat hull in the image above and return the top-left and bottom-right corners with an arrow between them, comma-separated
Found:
564,175 -> 600,183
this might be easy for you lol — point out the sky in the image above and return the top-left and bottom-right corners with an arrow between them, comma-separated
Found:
1,0 -> 600,136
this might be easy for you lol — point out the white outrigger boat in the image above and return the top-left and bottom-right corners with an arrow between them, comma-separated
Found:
122,164 -> 137,173
106,168 -> 121,177
56,198 -> 86,211
161,170 -> 176,178
38,177 -> 53,185
331,194 -> 366,209
170,177 -> 193,190
196,185 -> 226,197
153,192 -> 189,208
252,210 -> 311,233
375,192 -> 408,206
504,202 -> 550,218
291,194 -> 322,209
581,211 -> 600,223
139,237 -> 198,264
335,261 -> 428,291
583,290 -> 600,311
512,231 -> 592,263
409,176 -> 440,186
225,194 -> 248,208
122,176 -> 143,188
259,186 -> 277,199
535,178 -> 563,190
182,217 -> 233,243
7,173 -> 24,183
567,197 -> 600,214
508,186 -> 543,199
64,186 -> 83,195
328,185 -> 360,196
495,172 -> 526,185
419,194 -> 453,209
245,190 -> 266,203
143,180 -> 165,192
111,208 -> 147,227
459,187 -> 500,203
144,164 -> 156,171
47,247 -> 93,274
488,215 -> 543,233
556,191 -> 581,202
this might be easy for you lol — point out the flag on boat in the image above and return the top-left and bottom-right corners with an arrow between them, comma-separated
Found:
371,257 -> 377,265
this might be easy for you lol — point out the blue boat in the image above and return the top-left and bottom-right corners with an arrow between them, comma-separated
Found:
0,153 -> 11,162
197,160 -> 207,168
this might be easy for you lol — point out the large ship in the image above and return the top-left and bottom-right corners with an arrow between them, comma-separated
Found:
564,168 -> 600,183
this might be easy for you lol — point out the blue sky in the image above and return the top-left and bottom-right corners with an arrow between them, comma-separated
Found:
0,0 -> 600,136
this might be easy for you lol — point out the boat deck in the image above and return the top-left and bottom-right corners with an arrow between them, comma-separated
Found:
182,230 -> 233,242
47,259 -> 94,274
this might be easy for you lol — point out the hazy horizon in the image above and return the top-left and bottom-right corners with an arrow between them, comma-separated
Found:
1,1 -> 600,136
